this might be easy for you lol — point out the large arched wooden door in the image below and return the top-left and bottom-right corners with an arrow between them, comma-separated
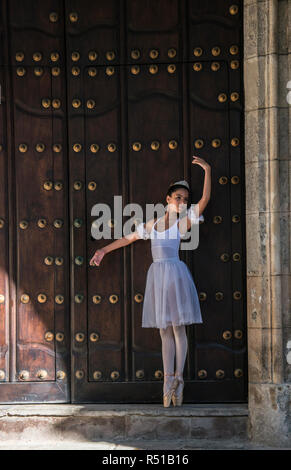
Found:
0,0 -> 246,403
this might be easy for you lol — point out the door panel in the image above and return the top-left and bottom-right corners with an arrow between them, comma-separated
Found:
15,65 -> 55,382
76,64 -> 125,395
0,0 -> 69,402
0,62 -> 9,385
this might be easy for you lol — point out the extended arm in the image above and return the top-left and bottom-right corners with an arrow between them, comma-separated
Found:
101,231 -> 138,255
89,218 -> 155,266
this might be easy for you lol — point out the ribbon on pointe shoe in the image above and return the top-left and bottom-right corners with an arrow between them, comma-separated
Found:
163,373 -> 178,407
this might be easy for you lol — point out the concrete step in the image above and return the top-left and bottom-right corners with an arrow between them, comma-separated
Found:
0,403 -> 248,443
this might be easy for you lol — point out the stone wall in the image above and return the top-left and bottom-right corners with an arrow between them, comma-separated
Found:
244,0 -> 291,446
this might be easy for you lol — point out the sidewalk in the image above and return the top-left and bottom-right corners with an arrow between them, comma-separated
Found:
0,438 -> 288,450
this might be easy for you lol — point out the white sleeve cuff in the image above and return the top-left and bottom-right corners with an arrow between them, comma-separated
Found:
136,222 -> 150,240
187,205 -> 204,224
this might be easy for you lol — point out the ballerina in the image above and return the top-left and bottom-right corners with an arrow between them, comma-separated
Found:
89,155 -> 211,407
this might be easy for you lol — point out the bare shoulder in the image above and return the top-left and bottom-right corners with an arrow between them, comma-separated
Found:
144,217 -> 157,232
177,213 -> 191,232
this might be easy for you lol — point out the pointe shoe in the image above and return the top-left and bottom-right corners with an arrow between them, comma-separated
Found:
172,376 -> 184,407
163,373 -> 179,408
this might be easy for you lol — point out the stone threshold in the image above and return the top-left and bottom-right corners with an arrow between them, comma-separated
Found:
0,403 -> 249,443
0,403 -> 248,417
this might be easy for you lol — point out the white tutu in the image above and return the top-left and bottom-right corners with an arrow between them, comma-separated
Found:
136,210 -> 203,329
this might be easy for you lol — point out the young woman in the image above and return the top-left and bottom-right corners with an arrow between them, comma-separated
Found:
89,156 -> 211,407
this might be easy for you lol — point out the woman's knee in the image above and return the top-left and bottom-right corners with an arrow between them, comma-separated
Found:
172,324 -> 186,338
159,325 -> 174,339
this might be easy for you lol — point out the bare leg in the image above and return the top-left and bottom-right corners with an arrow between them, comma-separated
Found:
172,325 -> 188,395
159,325 -> 175,395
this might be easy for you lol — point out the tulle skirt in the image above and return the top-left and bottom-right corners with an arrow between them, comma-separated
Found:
141,259 -> 203,329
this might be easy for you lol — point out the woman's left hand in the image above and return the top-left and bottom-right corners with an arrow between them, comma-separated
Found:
192,155 -> 211,171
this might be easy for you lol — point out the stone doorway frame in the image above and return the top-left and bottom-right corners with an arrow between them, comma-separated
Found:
244,0 -> 290,446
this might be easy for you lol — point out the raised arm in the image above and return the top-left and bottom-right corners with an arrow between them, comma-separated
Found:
191,155 -> 211,216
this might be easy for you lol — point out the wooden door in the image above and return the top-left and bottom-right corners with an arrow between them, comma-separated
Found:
0,0 -> 246,404
0,0 -> 70,403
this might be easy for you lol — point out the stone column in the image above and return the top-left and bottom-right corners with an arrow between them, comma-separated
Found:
244,0 -> 291,446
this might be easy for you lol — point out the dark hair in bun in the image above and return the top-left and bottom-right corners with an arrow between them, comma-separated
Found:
166,182 -> 191,208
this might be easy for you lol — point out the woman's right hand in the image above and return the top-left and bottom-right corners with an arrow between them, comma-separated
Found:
89,248 -> 106,267
192,155 -> 211,171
